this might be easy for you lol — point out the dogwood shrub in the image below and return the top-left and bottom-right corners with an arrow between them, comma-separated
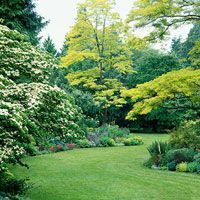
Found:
3,83 -> 85,144
0,25 -> 87,198
0,100 -> 33,172
0,25 -> 55,84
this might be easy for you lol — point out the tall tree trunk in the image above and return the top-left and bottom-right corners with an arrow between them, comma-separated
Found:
99,61 -> 103,81
103,107 -> 108,124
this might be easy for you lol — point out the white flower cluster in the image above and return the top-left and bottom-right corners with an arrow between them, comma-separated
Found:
0,144 -> 24,166
0,100 -> 28,171
2,82 -> 84,144
0,25 -> 55,84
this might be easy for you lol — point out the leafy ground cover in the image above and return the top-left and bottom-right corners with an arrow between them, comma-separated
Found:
11,134 -> 200,200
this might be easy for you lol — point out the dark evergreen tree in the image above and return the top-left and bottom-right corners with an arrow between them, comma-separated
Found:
43,36 -> 58,57
126,48 -> 181,88
59,42 -> 68,57
0,0 -> 47,45
171,24 -> 200,66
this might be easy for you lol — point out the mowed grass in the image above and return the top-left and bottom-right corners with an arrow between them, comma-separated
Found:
11,134 -> 200,200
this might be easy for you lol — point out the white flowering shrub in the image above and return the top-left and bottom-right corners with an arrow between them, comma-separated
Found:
0,25 -> 87,198
3,83 -> 85,144
0,100 -> 33,172
0,25 -> 55,84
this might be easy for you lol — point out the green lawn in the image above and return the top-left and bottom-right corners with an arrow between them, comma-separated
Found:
11,134 -> 200,200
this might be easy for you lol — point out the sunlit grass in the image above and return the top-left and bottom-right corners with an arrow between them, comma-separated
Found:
11,134 -> 200,200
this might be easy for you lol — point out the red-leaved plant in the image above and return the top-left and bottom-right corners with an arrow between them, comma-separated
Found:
66,143 -> 75,150
57,144 -> 64,151
50,146 -> 56,152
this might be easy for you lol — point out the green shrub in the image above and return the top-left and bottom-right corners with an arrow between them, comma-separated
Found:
197,164 -> 200,173
98,124 -> 130,139
76,139 -> 92,148
123,136 -> 143,146
143,158 -> 154,168
176,162 -> 188,172
0,25 -> 89,199
99,137 -> 115,147
194,153 -> 200,163
170,120 -> 200,150
165,148 -> 196,164
167,161 -> 177,171
0,100 -> 33,172
0,75 -> 14,89
187,162 -> 198,173
114,137 -> 125,143
123,138 -> 132,146
0,173 -> 29,198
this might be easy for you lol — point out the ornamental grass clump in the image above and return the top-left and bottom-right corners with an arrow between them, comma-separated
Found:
146,141 -> 170,167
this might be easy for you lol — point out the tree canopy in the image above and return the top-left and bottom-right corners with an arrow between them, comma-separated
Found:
171,23 -> 200,67
60,0 -> 134,109
121,68 -> 200,120
128,0 -> 200,40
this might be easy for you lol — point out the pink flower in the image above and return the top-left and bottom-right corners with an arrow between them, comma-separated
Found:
66,143 -> 75,150
50,146 -> 56,152
57,144 -> 63,151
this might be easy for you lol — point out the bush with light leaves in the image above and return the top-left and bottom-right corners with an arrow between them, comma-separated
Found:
2,83 -> 86,144
0,25 -> 87,198
0,25 -> 55,84
0,100 -> 34,172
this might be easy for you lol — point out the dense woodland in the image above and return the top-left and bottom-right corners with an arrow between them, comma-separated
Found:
0,0 -> 200,199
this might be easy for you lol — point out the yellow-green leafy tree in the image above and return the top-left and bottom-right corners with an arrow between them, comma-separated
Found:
128,0 -> 200,40
122,0 -> 200,123
121,68 -> 200,120
60,0 -> 137,113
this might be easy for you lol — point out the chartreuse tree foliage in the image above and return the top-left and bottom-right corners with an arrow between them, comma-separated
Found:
128,0 -> 200,39
67,67 -> 127,107
61,0 -> 136,109
121,68 -> 200,120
